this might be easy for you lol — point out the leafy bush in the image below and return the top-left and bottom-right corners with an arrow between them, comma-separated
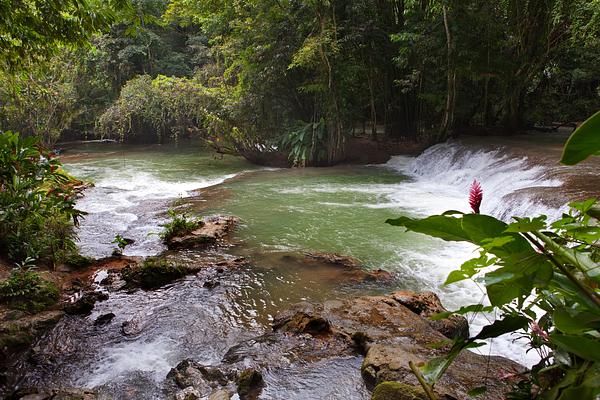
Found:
96,75 -> 220,143
0,260 -> 60,313
0,132 -> 85,264
160,210 -> 203,243
386,119 -> 600,398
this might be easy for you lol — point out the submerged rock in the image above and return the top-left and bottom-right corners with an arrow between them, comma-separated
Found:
10,387 -> 97,400
94,312 -> 115,326
167,216 -> 238,250
297,252 -> 394,283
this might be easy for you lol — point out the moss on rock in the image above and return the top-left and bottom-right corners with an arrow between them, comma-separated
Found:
122,257 -> 187,289
372,382 -> 428,400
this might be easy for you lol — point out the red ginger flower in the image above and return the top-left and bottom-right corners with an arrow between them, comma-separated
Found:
469,180 -> 483,214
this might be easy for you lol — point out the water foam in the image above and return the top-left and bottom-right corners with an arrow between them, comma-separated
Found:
385,141 -> 564,220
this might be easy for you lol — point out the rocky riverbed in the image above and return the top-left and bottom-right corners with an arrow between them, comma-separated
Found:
2,215 -> 524,400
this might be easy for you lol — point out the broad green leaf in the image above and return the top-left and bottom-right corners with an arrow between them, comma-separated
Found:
505,216 -> 547,233
419,341 -> 483,385
561,110 -> 600,165
550,334 -> 600,362
444,253 -> 494,285
461,214 -> 507,243
431,304 -> 494,320
473,315 -> 529,340
553,308 -> 600,334
386,215 -> 470,242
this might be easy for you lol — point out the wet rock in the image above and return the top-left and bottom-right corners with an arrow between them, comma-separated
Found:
167,216 -> 238,250
272,302 -> 331,335
174,387 -> 202,400
121,257 -> 188,290
362,343 -> 522,399
11,388 -> 97,400
236,368 -> 264,400
271,294 -> 522,400
64,291 -> 108,315
390,291 -> 469,340
121,315 -> 145,337
94,313 -> 115,326
371,381 -> 428,400
203,280 -> 220,289
208,389 -> 230,400
168,359 -> 234,397
301,252 -> 393,283
0,310 -> 64,364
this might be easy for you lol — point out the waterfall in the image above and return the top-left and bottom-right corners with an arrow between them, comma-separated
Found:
385,141 -> 565,221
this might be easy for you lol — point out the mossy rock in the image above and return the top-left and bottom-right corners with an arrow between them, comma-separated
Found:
65,254 -> 95,269
372,382 -> 428,400
122,257 -> 187,289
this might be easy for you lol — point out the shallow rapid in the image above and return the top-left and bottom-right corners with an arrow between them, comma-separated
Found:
19,135 -> 596,399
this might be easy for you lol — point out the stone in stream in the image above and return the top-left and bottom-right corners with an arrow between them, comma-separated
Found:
167,216 -> 238,250
236,368 -> 264,400
63,291 -> 109,315
390,291 -> 469,340
371,381 -> 428,400
267,293 -> 522,400
296,251 -> 394,283
93,312 -> 115,326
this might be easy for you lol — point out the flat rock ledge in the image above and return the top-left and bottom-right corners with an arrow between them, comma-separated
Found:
166,292 -> 522,400
167,216 -> 238,250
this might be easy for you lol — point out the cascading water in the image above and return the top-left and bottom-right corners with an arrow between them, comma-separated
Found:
384,141 -> 565,221
15,138 -> 593,399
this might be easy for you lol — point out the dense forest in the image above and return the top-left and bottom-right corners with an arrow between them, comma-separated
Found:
1,0 -> 599,165
1,1 -> 600,399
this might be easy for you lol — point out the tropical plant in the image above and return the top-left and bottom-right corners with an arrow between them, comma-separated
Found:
159,210 -> 202,243
387,121 -> 600,398
0,132 -> 85,265
0,258 -> 60,313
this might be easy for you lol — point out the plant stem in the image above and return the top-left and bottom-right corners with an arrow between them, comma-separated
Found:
522,232 -> 600,309
409,361 -> 438,400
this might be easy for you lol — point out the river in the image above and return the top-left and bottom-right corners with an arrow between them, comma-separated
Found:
16,133 -> 599,399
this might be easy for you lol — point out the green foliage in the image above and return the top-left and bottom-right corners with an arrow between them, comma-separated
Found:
280,119 -> 328,166
97,74 -> 218,142
561,110 -> 600,165
0,0 -> 127,68
159,210 -> 202,243
387,200 -> 600,398
0,131 -> 85,264
0,259 -> 60,313
111,234 -> 132,256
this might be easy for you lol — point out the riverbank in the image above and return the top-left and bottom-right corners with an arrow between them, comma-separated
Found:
1,135 -> 597,398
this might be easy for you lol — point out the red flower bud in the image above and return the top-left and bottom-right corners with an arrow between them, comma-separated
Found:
469,180 -> 483,214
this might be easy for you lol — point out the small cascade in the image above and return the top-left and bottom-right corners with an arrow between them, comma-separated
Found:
386,141 -> 564,221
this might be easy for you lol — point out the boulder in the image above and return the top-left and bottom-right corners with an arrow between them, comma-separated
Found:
271,294 -> 522,400
272,302 -> 332,336
390,291 -> 469,340
236,368 -> 264,400
121,257 -> 188,290
167,216 -> 238,249
64,291 -> 108,315
372,381 -> 428,400
296,252 -> 394,283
